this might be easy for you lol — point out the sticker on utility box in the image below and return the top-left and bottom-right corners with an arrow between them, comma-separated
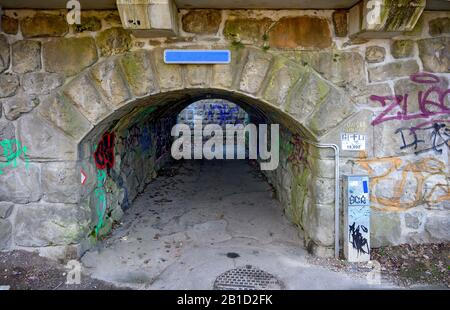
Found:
341,133 -> 366,151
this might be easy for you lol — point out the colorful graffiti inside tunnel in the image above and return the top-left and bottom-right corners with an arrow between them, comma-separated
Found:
78,92 -> 328,287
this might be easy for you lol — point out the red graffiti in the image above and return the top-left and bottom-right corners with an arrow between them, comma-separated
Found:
94,132 -> 115,170
371,72 -> 450,126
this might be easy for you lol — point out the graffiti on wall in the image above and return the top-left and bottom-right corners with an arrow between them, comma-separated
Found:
94,132 -> 115,171
207,103 -> 241,125
355,156 -> 449,211
92,131 -> 116,235
94,169 -> 107,235
0,139 -> 29,174
370,72 -> 450,126
395,120 -> 450,155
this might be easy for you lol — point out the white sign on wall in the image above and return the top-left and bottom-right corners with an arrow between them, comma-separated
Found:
341,133 -> 366,151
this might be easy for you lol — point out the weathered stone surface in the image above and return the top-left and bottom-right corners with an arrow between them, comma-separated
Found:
17,113 -> 77,161
224,17 -> 272,45
391,40 -> 414,59
42,162 -> 80,203
0,219 -> 12,249
239,48 -> 272,94
0,73 -> 19,98
211,46 -> 245,89
1,15 -> 19,34
185,65 -> 212,87
394,76 -> 449,113
20,14 -> 68,38
152,49 -> 183,91
269,16 -> 331,49
365,46 -> 385,63
306,203 -> 334,247
307,87 -> 355,137
22,72 -> 65,95
1,92 -> 40,120
14,203 -> 89,247
429,17 -> 450,36
182,10 -> 221,34
424,211 -> 450,242
63,75 -> 112,124
353,83 -> 393,108
104,11 -> 122,27
368,60 -> 419,82
12,40 -> 41,73
289,51 -> 366,98
405,211 -> 423,229
91,59 -> 131,108
0,119 -> 15,155
0,202 -> 14,219
0,118 -> 17,162
0,163 -> 41,204
96,27 -> 132,57
371,211 -> 402,247
284,70 -> 330,123
43,37 -> 98,76
0,35 -> 10,73
37,93 -> 92,141
120,50 -> 159,97
418,37 -> 450,73
263,57 -> 307,107
332,10 -> 347,37
74,16 -> 102,33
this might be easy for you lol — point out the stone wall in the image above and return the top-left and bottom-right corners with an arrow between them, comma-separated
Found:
0,8 -> 448,259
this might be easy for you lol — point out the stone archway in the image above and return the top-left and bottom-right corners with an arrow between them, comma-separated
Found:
10,46 -> 361,258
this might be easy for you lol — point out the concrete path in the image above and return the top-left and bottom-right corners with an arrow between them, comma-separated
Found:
81,160 -> 396,290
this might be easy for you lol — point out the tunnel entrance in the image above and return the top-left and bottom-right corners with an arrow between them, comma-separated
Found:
79,96 -> 310,288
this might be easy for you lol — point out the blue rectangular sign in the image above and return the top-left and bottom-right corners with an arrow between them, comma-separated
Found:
164,50 -> 231,64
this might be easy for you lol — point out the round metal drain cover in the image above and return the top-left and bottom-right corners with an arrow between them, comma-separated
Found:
214,265 -> 283,290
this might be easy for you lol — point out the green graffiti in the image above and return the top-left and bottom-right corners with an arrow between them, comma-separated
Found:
94,169 -> 107,235
0,139 -> 29,175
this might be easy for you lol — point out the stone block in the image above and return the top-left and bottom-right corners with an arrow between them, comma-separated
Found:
90,58 -> 131,108
96,27 -> 132,57
391,40 -> 415,59
1,15 -> 18,35
269,16 -> 331,49
22,72 -> 65,95
182,10 -> 221,34
0,219 -> 12,249
223,17 -> 272,45
238,48 -> 272,95
63,74 -> 112,124
120,50 -> 159,97
1,92 -> 40,121
418,37 -> 450,73
12,40 -> 41,74
37,93 -> 92,141
0,202 -> 14,219
0,35 -> 10,73
17,113 -> 78,161
0,73 -> 19,98
43,37 -> 98,76
0,162 -> 41,204
368,60 -> 419,82
332,10 -> 348,37
371,210 -> 402,247
20,13 -> 68,38
42,162 -> 80,203
365,46 -> 385,63
429,17 -> 450,37
14,203 -> 89,247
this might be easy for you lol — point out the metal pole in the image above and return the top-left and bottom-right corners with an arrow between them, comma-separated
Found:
304,140 -> 340,259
